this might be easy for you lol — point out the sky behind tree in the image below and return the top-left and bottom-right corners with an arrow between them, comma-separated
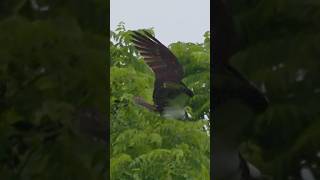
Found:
110,0 -> 210,46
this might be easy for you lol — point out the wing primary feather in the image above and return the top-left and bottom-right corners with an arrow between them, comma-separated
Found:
132,31 -> 157,45
132,38 -> 154,48
131,30 -> 184,82
142,30 -> 163,45
131,39 -> 149,47
134,46 -> 154,53
140,52 -> 156,57
131,34 -> 154,47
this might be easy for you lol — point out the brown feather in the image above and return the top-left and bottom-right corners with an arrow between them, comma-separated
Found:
131,30 -> 184,82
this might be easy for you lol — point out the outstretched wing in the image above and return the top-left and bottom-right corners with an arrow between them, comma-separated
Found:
131,30 -> 184,82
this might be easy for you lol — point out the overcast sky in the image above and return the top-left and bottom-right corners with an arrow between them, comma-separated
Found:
110,0 -> 210,46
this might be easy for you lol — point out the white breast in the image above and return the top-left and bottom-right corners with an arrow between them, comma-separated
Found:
162,106 -> 186,120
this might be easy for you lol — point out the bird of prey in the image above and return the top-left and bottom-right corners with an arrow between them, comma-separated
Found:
213,0 -> 269,179
131,30 -> 194,120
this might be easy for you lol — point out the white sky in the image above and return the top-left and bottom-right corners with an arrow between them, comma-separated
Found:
110,0 -> 210,46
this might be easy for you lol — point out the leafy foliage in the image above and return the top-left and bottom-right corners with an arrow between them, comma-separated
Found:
0,0 -> 107,179
229,0 -> 320,179
110,23 -> 210,179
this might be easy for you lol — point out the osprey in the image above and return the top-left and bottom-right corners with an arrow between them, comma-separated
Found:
213,0 -> 269,179
131,30 -> 194,120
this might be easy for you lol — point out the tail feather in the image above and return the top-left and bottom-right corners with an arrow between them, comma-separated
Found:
133,96 -> 157,112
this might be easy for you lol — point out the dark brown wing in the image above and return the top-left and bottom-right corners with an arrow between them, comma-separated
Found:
131,30 -> 184,82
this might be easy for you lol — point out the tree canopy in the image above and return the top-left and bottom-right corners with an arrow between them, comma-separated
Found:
110,23 -> 210,179
228,0 -> 320,179
0,1 -> 107,179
